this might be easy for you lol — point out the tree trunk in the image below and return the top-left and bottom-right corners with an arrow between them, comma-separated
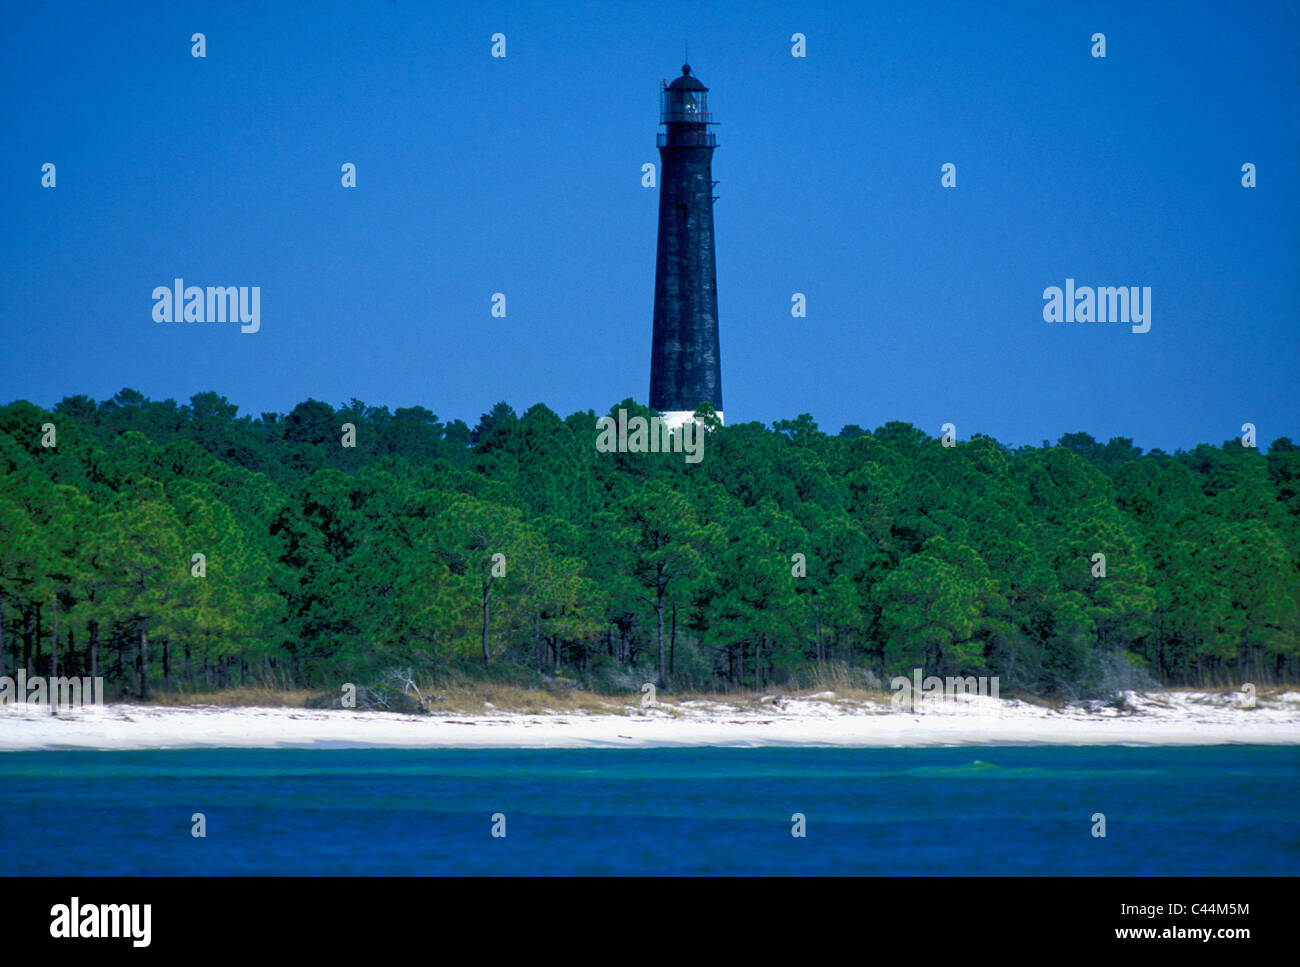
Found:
184,641 -> 192,690
0,588 -> 7,678
138,627 -> 149,701
481,581 -> 491,665
655,573 -> 667,685
656,602 -> 665,685
23,607 -> 33,677
670,606 -> 677,677
163,639 -> 172,692
90,620 -> 99,683
754,634 -> 761,691
50,598 -> 59,716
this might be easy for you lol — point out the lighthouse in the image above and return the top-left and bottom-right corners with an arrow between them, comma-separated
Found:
649,64 -> 724,430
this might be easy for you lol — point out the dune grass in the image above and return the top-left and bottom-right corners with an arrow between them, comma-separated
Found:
120,673 -> 1289,716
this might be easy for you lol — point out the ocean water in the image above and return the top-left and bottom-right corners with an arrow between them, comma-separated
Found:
0,745 -> 1295,875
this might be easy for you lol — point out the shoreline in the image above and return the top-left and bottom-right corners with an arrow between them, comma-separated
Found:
1,689 -> 1297,751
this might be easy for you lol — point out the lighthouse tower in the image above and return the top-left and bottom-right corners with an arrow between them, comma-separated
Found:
649,64 -> 724,430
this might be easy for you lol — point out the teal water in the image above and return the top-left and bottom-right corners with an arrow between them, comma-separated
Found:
0,745 -> 1295,875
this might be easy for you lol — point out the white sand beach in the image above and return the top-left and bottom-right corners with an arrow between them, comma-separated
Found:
1,689 -> 1298,750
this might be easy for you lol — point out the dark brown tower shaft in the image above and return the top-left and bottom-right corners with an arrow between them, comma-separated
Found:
649,65 -> 722,415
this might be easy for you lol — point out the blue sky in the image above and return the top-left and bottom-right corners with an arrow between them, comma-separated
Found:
2,0 -> 1296,451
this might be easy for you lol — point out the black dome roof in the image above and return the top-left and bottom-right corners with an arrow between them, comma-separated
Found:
667,64 -> 707,90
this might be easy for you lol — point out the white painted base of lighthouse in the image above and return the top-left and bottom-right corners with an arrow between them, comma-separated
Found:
658,410 -> 725,433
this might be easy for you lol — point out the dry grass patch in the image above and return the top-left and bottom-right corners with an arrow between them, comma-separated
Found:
148,688 -> 316,708
419,682 -> 631,716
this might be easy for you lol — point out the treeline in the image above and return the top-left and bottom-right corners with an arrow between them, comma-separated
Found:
1,389 -> 1297,700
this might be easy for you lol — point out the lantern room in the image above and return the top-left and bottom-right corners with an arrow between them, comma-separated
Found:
658,64 -> 717,147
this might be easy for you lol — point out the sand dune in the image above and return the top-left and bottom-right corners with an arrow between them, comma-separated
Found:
2,689 -> 1298,750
